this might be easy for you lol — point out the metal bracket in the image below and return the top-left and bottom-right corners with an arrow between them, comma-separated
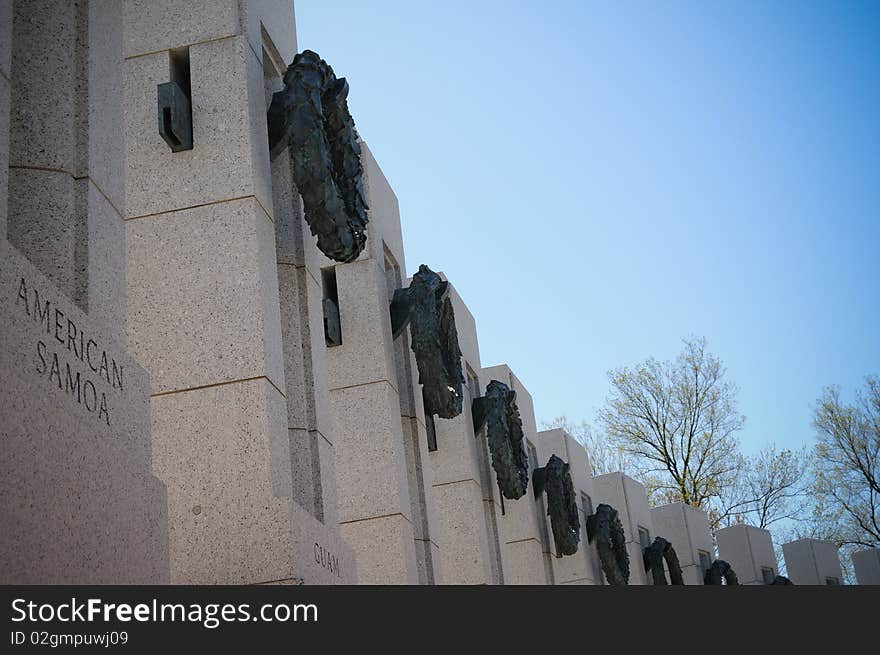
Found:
532,466 -> 547,499
471,396 -> 489,434
158,81 -> 193,152
323,297 -> 342,347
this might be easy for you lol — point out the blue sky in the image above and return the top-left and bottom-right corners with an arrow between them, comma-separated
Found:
296,1 -> 880,455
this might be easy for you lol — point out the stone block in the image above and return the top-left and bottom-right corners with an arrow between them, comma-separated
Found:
278,263 -> 312,431
270,147 -> 307,268
150,377 -> 295,584
316,431 -> 338,527
0,0 -> 11,79
245,0 -> 298,69
84,180 -> 126,337
7,168 -> 79,302
716,523 -> 778,585
446,282 -> 481,372
852,548 -> 880,585
245,41 -> 274,225
327,257 -> 398,391
86,0 -> 125,212
339,513 -> 418,584
651,502 -> 714,577
0,76 -> 9,238
126,197 -> 284,394
305,271 -> 334,438
124,37 -> 272,219
502,539 -> 549,585
360,142 -> 405,268
433,479 -> 493,584
400,416 -> 434,542
535,429 -> 599,584
288,427 -> 320,519
331,381 -> 413,523
431,403 -> 483,484
290,501 -> 357,584
591,472 -> 656,584
783,538 -> 843,585
123,0 -> 239,58
8,0 -> 77,173
0,238 -> 168,583
415,539 -> 440,585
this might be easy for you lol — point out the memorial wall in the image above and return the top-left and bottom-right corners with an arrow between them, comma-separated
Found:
0,0 -> 865,586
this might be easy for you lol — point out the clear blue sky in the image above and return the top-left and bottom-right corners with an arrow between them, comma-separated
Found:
296,0 -> 880,455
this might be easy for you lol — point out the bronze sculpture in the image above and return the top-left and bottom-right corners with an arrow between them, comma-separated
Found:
472,380 -> 529,500
586,503 -> 630,585
390,265 -> 465,419
643,536 -> 685,585
534,455 -> 580,557
267,50 -> 368,263
704,559 -> 739,585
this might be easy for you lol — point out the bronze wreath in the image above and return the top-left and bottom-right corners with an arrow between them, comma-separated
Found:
586,503 -> 630,585
642,536 -> 685,585
389,265 -> 464,419
267,50 -> 368,263
533,455 -> 580,557
704,559 -> 739,585
472,380 -> 529,500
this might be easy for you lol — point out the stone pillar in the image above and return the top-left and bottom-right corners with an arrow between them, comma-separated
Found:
650,502 -> 714,585
123,0 -> 329,584
485,364 -> 552,584
428,282 -> 504,584
327,143 -> 440,584
782,538 -> 843,585
716,524 -> 779,584
535,429 -> 602,584
265,34 -> 356,583
0,0 -> 10,237
7,0 -> 126,333
852,548 -> 880,585
1,0 -> 168,584
590,472 -> 656,585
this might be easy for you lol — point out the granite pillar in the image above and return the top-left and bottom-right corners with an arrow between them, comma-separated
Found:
716,523 -> 779,585
650,502 -> 714,585
782,538 -> 844,585
590,472 -> 656,585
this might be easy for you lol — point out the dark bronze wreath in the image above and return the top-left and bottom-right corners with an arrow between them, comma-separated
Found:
267,50 -> 368,263
643,536 -> 685,585
704,559 -> 739,585
389,265 -> 464,419
586,503 -> 630,585
533,455 -> 580,557
472,380 -> 529,500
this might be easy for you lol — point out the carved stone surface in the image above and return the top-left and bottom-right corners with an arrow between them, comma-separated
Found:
643,536 -> 685,585
533,454 -> 580,557
390,265 -> 464,419
586,503 -> 630,585
704,559 -> 739,585
472,380 -> 528,500
267,50 -> 368,263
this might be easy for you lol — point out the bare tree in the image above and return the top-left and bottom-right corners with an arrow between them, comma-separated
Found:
714,445 -> 809,530
811,377 -> 880,548
597,337 -> 744,510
